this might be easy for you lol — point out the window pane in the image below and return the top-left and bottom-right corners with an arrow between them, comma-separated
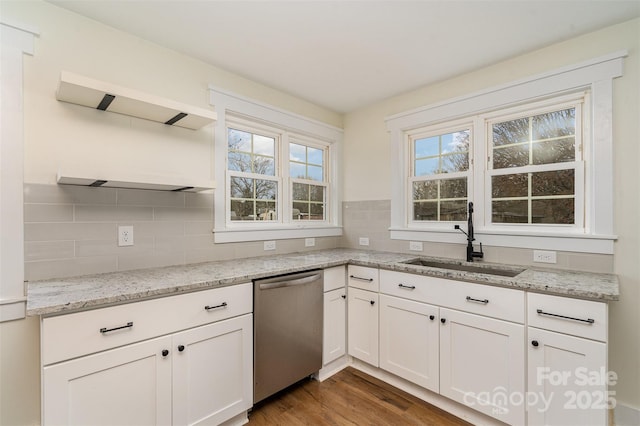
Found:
230,200 -> 253,221
290,143 -> 306,162
309,185 -> 324,202
256,180 -> 277,200
413,181 -> 438,200
440,200 -> 467,221
441,153 -> 469,173
254,156 -> 275,175
256,201 -> 277,220
228,128 -> 251,152
493,145 -> 529,169
290,163 -> 306,179
532,138 -> 575,165
308,147 -> 323,165
415,136 -> 439,158
440,178 -> 467,199
532,108 -> 575,140
310,203 -> 324,219
414,201 -> 437,221
532,170 -> 574,197
307,165 -> 323,181
492,174 -> 528,198
493,118 -> 530,146
492,200 -> 528,223
292,182 -> 309,201
442,131 -> 469,154
230,177 -> 253,199
532,199 -> 574,224
253,134 -> 274,156
293,201 -> 309,217
415,158 -> 439,176
228,152 -> 252,172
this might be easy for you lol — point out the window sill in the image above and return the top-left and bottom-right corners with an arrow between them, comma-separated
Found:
213,225 -> 343,243
389,227 -> 616,254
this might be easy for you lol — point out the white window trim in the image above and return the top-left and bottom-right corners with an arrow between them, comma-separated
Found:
209,87 -> 343,243
386,51 -> 626,254
0,21 -> 38,322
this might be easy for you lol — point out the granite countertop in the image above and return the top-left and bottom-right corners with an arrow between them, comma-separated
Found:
27,248 -> 619,316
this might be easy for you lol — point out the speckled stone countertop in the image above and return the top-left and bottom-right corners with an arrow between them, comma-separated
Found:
27,248 -> 619,316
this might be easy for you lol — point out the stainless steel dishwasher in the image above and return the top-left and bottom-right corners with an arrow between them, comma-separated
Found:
253,269 -> 323,403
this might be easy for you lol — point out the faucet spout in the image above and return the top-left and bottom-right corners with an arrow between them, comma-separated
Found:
456,202 -> 484,262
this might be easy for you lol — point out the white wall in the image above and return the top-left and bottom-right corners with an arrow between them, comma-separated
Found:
343,18 -> 640,415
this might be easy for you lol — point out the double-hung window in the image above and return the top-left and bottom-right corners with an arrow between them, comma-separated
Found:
409,123 -> 471,224
387,52 -> 624,254
211,88 -> 342,243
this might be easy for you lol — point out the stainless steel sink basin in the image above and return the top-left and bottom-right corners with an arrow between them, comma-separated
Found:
401,259 -> 525,277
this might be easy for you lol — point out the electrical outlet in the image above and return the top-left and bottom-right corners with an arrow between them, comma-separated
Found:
264,240 -> 276,251
118,226 -> 134,247
409,241 -> 423,251
533,250 -> 557,264
305,238 -> 316,247
358,237 -> 369,246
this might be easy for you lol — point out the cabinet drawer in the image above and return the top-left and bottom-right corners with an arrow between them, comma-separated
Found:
348,265 -> 379,291
42,283 -> 252,365
528,293 -> 607,341
324,265 -> 346,292
380,270 -> 524,323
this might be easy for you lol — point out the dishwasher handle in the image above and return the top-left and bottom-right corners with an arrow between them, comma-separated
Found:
259,273 -> 322,290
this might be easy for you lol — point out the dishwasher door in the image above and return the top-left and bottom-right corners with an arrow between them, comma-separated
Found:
253,269 -> 323,403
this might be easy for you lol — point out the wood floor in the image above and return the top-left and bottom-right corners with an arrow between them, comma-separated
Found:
248,367 -> 472,425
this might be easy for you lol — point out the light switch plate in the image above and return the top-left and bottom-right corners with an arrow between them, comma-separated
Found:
305,238 -> 316,247
359,237 -> 370,246
264,240 -> 276,251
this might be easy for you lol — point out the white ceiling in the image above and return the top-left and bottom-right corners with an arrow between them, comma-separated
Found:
48,0 -> 640,113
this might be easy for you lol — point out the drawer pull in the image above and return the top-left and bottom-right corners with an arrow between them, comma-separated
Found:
205,302 -> 228,311
536,309 -> 595,324
341,294 -> 346,299
100,321 -> 133,334
350,275 -> 373,282
398,283 -> 416,290
466,296 -> 489,304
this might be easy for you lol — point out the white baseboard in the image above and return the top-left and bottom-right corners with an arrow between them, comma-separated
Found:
614,403 -> 640,426
315,355 -> 349,382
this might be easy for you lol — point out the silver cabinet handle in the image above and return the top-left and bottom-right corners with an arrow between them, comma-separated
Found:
536,309 -> 595,324
205,302 -> 228,311
398,283 -> 416,290
100,321 -> 133,334
466,296 -> 489,304
350,275 -> 373,282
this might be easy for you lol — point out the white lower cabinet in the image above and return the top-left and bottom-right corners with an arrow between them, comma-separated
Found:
379,294 -> 439,392
42,283 -> 253,426
44,335 -> 173,425
439,308 -> 525,425
527,293 -> 609,426
348,287 -> 379,367
323,287 -> 347,364
172,315 -> 253,426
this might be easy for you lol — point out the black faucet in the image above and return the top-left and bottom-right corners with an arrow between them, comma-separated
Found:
454,202 -> 484,262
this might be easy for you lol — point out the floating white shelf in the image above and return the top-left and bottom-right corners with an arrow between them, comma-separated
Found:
56,71 -> 217,130
57,171 -> 215,192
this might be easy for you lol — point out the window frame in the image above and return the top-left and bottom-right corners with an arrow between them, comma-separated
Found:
210,87 -> 343,243
386,52 -> 626,254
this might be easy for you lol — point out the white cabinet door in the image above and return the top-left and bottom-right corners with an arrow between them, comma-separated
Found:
379,294 -> 439,392
323,287 -> 346,365
439,308 -> 525,425
348,287 -> 379,367
43,336 -> 172,426
527,327 -> 608,426
172,314 -> 253,426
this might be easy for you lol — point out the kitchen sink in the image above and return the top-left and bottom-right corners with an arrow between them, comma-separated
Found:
401,258 -> 525,277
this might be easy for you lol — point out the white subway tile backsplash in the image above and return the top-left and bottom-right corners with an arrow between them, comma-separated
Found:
116,188 -> 186,207
153,207 -> 212,221
25,241 -> 75,262
24,222 -> 117,242
24,204 -> 74,223
75,205 -> 154,222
